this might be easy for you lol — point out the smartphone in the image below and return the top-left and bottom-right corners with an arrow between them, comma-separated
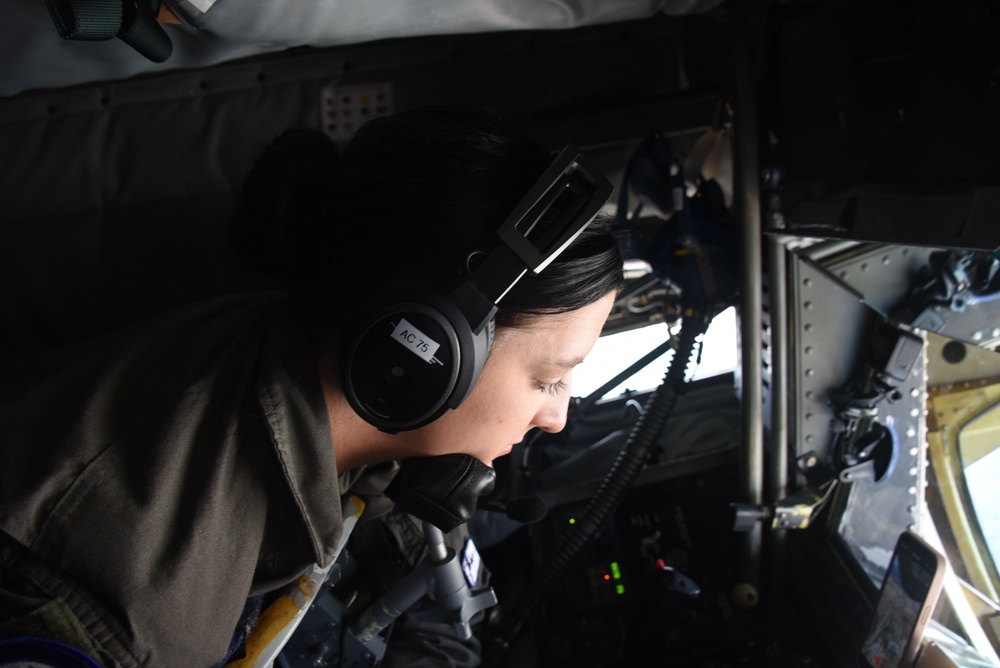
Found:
858,531 -> 946,668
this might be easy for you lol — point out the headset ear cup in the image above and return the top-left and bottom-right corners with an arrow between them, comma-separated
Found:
342,289 -> 490,432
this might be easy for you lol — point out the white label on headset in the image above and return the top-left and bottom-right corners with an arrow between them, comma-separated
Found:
391,318 -> 442,364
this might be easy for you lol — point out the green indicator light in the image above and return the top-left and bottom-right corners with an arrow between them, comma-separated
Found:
568,518 -> 576,525
610,561 -> 622,580
616,584 -> 625,595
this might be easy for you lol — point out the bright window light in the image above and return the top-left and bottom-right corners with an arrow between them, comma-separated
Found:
573,306 -> 738,400
964,447 -> 1000,571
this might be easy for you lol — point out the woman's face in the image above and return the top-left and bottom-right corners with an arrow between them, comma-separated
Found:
399,292 -> 616,465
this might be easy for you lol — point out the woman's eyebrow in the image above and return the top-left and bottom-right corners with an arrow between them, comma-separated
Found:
545,355 -> 587,369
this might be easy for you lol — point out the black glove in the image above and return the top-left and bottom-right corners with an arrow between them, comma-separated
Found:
388,454 -> 496,532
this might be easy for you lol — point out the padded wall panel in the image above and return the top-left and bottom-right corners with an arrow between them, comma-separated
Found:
0,13 -> 727,358
0,0 -> 727,97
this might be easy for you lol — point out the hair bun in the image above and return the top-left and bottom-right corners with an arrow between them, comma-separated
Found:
231,128 -> 340,274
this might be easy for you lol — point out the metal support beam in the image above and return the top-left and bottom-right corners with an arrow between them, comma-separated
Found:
733,3 -> 764,592
766,233 -> 790,592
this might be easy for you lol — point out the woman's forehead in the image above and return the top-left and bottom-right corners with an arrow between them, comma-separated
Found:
494,295 -> 614,355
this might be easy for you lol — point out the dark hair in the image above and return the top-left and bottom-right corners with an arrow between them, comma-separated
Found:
231,105 -> 624,330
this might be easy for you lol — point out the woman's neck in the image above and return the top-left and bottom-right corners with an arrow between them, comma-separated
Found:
316,350 -> 402,472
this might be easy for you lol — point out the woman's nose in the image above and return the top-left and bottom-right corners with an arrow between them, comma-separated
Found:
533,394 -> 569,434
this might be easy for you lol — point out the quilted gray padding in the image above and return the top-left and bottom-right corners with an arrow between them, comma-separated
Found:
0,0 -> 723,97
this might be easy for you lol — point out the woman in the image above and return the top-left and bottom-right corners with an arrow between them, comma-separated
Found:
0,105 -> 623,666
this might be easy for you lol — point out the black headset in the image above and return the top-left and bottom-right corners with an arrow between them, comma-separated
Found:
342,144 -> 614,432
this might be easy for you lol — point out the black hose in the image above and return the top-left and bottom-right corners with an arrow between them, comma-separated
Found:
485,307 -> 709,664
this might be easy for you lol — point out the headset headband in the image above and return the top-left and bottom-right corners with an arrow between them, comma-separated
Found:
449,144 -> 615,335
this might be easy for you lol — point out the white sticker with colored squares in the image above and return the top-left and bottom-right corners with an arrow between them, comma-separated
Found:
321,82 -> 393,143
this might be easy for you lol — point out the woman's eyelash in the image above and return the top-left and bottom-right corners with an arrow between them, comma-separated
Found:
538,379 -> 569,396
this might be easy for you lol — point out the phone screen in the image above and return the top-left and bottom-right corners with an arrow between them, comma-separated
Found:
860,536 -> 939,668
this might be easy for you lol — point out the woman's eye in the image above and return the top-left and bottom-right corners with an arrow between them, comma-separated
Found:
538,379 -> 569,396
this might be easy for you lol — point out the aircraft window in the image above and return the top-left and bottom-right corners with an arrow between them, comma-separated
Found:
959,403 -> 1000,575
928,381 -> 1000,593
573,306 -> 738,400
924,333 -> 1000,660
